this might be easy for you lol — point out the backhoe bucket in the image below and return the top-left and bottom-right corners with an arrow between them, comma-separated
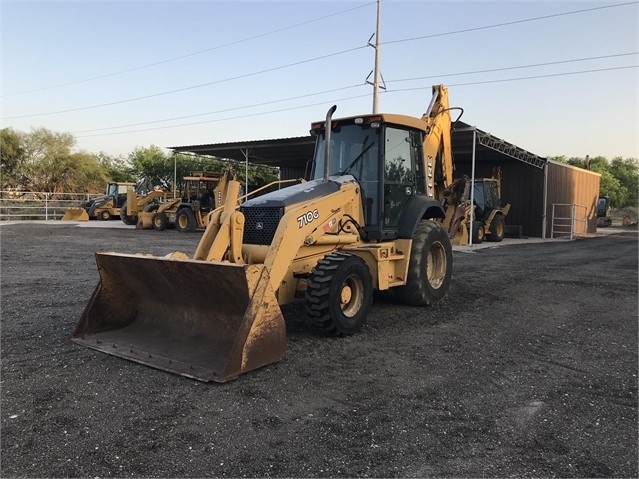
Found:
72,253 -> 286,382
62,207 -> 89,221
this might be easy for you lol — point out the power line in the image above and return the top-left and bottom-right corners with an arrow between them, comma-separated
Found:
387,52 -> 638,82
4,1 -> 635,120
73,84 -> 365,133
2,46 -> 368,120
389,65 -> 637,91
382,1 -> 638,46
76,92 -> 373,138
73,52 -> 637,134
76,65 -> 637,139
1,2 -> 376,98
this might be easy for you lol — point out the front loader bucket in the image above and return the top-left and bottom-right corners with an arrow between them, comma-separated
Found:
72,253 -> 286,382
62,207 -> 89,221
136,211 -> 153,229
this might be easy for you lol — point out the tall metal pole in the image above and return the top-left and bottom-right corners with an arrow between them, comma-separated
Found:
372,0 -> 381,114
241,148 -> 249,195
469,128 -> 477,246
173,153 -> 177,199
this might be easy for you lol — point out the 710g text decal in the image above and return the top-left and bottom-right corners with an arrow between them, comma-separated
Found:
297,209 -> 319,228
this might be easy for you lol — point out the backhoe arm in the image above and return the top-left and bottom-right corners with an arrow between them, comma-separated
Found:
421,84 -> 454,200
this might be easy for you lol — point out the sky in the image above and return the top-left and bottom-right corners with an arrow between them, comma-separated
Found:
1,0 -> 638,161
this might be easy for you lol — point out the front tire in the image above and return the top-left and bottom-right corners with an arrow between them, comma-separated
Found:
305,252 -> 373,336
176,208 -> 197,233
393,220 -> 452,306
472,220 -> 485,244
152,212 -> 169,231
99,210 -> 111,221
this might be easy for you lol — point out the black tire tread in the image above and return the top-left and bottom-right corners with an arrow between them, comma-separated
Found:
305,252 -> 372,336
393,220 -> 452,306
176,208 -> 197,233
487,214 -> 505,242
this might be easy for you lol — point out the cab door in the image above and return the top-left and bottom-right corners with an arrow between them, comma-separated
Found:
382,126 -> 419,236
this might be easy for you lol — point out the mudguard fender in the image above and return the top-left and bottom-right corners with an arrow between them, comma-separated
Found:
397,196 -> 445,239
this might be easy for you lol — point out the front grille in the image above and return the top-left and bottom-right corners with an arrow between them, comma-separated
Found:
240,206 -> 284,245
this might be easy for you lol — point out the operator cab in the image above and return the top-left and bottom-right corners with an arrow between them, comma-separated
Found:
471,180 -> 501,221
106,182 -> 134,208
310,116 -> 425,241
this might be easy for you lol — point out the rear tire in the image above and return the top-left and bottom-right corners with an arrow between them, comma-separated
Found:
152,212 -> 169,231
119,200 -> 137,225
487,214 -> 505,242
305,252 -> 372,336
176,208 -> 197,233
393,220 -> 452,306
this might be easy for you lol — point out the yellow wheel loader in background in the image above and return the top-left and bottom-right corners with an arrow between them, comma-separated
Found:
136,168 -> 236,231
120,187 -> 168,226
73,85 -> 461,382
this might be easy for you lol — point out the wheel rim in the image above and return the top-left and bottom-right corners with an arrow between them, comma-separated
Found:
426,241 -> 447,289
340,274 -> 364,317
496,222 -> 504,237
178,215 -> 186,229
478,226 -> 484,241
153,216 -> 161,228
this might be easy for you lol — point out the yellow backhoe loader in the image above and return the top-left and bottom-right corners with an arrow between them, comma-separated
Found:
73,85 -> 460,382
443,170 -> 510,245
61,182 -> 135,221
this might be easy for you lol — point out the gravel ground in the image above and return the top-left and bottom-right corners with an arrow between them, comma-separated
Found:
1,222 -> 637,478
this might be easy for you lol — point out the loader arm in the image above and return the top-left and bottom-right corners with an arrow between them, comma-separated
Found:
193,180 -> 243,263
262,180 -> 362,293
193,178 -> 363,293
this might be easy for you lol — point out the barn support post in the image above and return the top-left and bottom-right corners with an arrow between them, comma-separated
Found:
542,161 -> 549,238
241,148 -> 250,196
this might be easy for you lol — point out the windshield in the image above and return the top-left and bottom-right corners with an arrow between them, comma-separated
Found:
312,122 -> 381,227
312,123 -> 380,182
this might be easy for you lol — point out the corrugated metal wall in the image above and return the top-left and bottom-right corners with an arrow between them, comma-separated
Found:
546,161 -> 600,236
280,166 -> 307,181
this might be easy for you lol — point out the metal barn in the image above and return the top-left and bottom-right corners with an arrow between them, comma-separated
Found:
170,123 -> 599,239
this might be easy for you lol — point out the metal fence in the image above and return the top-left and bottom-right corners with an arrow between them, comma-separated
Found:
550,203 -> 588,239
0,191 -> 90,221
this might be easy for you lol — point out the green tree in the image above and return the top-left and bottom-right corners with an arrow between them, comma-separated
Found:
609,157 -> 639,207
128,145 -> 175,190
20,127 -> 76,192
598,169 -> 626,207
63,152 -> 110,193
95,151 -> 135,183
0,128 -> 25,188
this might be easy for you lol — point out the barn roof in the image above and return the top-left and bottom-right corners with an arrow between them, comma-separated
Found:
168,120 -> 546,170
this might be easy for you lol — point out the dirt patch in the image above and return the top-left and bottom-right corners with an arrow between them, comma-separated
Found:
1,223 -> 637,478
